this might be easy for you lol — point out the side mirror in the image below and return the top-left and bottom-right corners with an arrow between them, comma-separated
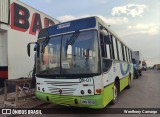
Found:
27,42 -> 40,58
104,35 -> 112,44
27,44 -> 31,57
139,61 -> 141,64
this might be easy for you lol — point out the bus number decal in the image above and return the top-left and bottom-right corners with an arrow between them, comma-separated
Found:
79,78 -> 91,83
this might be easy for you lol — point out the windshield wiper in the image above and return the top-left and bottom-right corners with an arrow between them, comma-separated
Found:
68,30 -> 80,45
65,30 -> 80,51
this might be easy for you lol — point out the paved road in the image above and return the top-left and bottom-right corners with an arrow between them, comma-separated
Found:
110,70 -> 160,108
3,70 -> 160,117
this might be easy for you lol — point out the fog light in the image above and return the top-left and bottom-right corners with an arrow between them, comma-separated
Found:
81,90 -> 84,95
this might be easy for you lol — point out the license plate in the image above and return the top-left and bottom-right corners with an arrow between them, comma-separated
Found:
81,99 -> 96,105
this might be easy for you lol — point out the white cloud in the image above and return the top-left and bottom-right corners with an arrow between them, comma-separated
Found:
112,4 -> 147,17
98,16 -> 129,25
57,15 -> 129,25
43,0 -> 51,3
57,15 -> 77,22
94,0 -> 108,4
148,25 -> 160,35
127,24 -> 160,35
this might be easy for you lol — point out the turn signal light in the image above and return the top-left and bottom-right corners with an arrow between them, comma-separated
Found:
81,90 -> 84,95
96,89 -> 102,93
83,84 -> 88,86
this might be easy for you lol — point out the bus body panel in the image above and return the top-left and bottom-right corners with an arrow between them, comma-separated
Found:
103,61 -> 133,87
34,16 -> 133,108
102,83 -> 114,107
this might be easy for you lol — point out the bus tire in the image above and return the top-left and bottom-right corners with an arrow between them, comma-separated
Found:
134,72 -> 139,79
0,88 -> 4,95
127,76 -> 132,89
110,83 -> 118,105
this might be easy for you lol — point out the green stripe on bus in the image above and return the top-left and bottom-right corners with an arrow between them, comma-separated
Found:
103,83 -> 114,106
120,75 -> 129,91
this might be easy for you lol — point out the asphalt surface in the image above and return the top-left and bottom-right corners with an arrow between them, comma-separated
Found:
110,70 -> 160,108
2,70 -> 160,117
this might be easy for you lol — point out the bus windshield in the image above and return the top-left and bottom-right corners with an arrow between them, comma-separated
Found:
37,30 -> 100,76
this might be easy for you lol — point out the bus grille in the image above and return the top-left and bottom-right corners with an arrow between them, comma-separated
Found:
45,81 -> 80,95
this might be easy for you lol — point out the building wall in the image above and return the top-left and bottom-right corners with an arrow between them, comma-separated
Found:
0,0 -> 9,24
0,30 -> 8,66
0,0 -> 60,79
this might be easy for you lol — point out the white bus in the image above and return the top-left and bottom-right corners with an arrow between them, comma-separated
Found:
28,16 -> 133,108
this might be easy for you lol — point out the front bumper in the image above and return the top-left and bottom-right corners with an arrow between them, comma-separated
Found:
36,91 -> 104,109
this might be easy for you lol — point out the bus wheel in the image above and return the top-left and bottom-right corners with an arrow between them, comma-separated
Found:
127,77 -> 132,89
110,83 -> 118,105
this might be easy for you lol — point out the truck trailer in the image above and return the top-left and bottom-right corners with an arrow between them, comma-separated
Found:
132,51 -> 143,78
0,0 -> 59,88
142,60 -> 147,71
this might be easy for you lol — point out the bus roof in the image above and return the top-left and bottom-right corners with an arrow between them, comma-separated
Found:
41,17 -> 96,37
38,16 -> 132,50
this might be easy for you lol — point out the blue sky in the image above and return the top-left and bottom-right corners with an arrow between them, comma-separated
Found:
20,0 -> 160,66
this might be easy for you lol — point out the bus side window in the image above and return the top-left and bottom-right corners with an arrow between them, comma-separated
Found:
121,43 -> 125,61
100,30 -> 112,59
127,49 -> 130,63
100,33 -> 106,57
105,33 -> 112,59
117,41 -> 122,61
115,39 -> 119,60
124,46 -> 128,62
110,35 -> 115,59
129,50 -> 132,63
106,44 -> 111,59
112,36 -> 118,60
126,47 -> 129,62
